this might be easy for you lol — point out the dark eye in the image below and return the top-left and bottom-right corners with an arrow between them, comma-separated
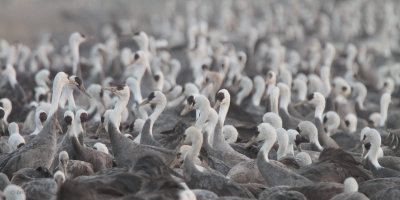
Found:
134,32 -> 140,36
216,92 -> 225,101
154,75 -> 160,81
342,86 -> 347,91
238,56 -> 242,61
221,63 -> 225,68
79,32 -> 85,38
64,116 -> 73,125
74,77 -> 82,86
295,135 -> 302,145
345,120 -> 350,127
202,64 -> 208,70
80,113 -> 88,122
307,93 -> 314,101
39,94 -> 47,102
101,116 -> 105,123
384,82 -> 388,87
148,92 -> 156,101
323,116 -> 328,123
39,112 -> 47,122
364,143 -> 371,150
0,102 -> 3,107
134,53 -> 140,60
187,96 -> 195,105
296,127 -> 301,133
363,134 -> 366,141
0,109 -> 4,118
99,89 -> 104,97
117,85 -> 124,90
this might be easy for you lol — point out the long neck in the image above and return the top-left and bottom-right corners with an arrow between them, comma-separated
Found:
260,137 -> 276,163
277,135 -> 288,160
218,101 -> 229,125
367,140 -> 382,169
310,131 -> 323,151
49,80 -> 65,117
114,96 -> 129,115
287,143 -> 294,156
356,89 -> 366,110
298,85 -> 307,101
149,101 -> 166,134
71,43 -> 80,74
185,135 -> 203,166
252,82 -> 265,106
379,99 -> 389,127
315,102 -> 325,121
279,90 -> 290,112
195,104 -> 209,129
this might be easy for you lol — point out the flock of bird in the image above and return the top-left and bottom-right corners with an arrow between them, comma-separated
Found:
1,0 -> 400,199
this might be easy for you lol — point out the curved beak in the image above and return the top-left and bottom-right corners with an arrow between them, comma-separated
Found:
294,99 -> 308,107
79,85 -> 91,98
245,136 -> 256,148
296,144 -> 302,152
180,104 -> 192,116
137,99 -> 149,108
86,35 -> 96,40
214,100 -> 221,110
103,87 -> 117,93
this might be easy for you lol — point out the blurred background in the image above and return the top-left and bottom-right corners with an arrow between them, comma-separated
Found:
0,0 -> 175,46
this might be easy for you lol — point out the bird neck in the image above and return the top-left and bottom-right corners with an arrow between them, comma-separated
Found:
310,131 -> 323,151
277,133 -> 288,160
218,101 -> 229,125
49,78 -> 66,117
195,104 -> 209,130
186,134 -> 203,166
379,97 -> 390,127
148,100 -> 166,133
367,140 -> 382,169
114,96 -> 129,115
260,136 -> 276,163
287,143 -> 294,157
252,83 -> 265,106
314,103 -> 325,121
279,90 -> 290,112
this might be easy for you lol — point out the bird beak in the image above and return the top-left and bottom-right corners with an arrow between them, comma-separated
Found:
294,99 -> 308,107
245,137 -> 256,148
137,99 -> 149,108
361,147 -> 369,160
180,104 -> 192,116
121,32 -> 133,37
86,35 -> 96,40
55,118 -> 64,134
296,144 -> 302,152
103,87 -> 117,93
79,85 -> 91,98
214,100 -> 221,110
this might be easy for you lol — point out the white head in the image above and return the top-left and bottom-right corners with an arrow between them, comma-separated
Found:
4,184 -> 26,200
361,127 -> 382,168
295,152 -> 312,167
343,177 -> 358,193
262,112 -> 282,128
223,125 -> 238,144
0,98 -> 12,120
54,170 -> 66,185
322,111 -> 340,135
368,113 -> 381,127
93,142 -> 109,154
344,113 -> 357,133
69,32 -> 87,46
297,121 -> 323,151
8,122 -> 19,135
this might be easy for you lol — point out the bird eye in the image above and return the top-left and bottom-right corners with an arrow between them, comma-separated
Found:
134,32 -> 140,36
101,116 -> 105,123
134,53 -> 140,60
296,127 -> 301,133
323,116 -> 328,123
345,120 -> 350,127
0,109 -> 4,119
117,85 -> 124,90
80,113 -> 88,122
187,96 -> 195,105
64,116 -> 73,125
216,92 -> 225,101
307,93 -> 314,101
39,94 -> 47,102
384,82 -> 388,87
99,89 -> 104,97
148,92 -> 156,101
154,75 -> 160,81
202,64 -> 208,70
364,143 -> 371,150
39,112 -> 47,122
342,86 -> 347,92
74,77 -> 82,86
363,134 -> 366,141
